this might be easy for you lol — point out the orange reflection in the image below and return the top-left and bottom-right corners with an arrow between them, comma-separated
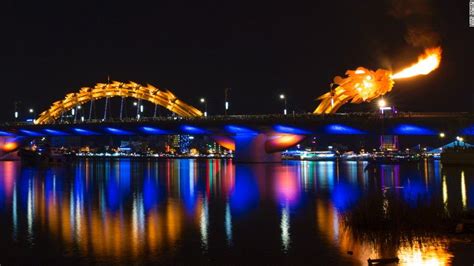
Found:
315,200 -> 453,265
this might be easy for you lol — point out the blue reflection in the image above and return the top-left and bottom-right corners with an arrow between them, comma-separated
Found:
230,165 -> 260,215
324,124 -> 366,135
274,125 -> 310,135
225,125 -> 257,135
179,159 -> 198,213
392,124 -> 437,135
106,161 -> 131,212
73,128 -> 99,136
331,181 -> 361,211
140,126 -> 170,135
402,179 -> 430,207
105,127 -> 133,135
143,176 -> 159,212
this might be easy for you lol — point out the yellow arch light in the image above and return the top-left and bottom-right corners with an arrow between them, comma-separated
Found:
34,81 -> 203,124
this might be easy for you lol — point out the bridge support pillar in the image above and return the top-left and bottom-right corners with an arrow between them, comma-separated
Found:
234,133 -> 281,163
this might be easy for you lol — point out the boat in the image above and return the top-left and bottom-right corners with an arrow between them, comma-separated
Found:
370,151 -> 420,164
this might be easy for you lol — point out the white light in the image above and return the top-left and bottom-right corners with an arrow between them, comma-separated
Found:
29,108 -> 34,113
81,116 -> 84,122
137,114 -> 141,120
14,111 -> 18,118
200,98 -> 205,103
140,105 -> 144,112
439,132 -> 445,138
283,109 -> 287,115
133,102 -> 137,106
204,111 -> 207,117
280,94 -> 285,99
225,101 -> 229,110
71,108 -> 75,115
378,99 -> 386,108
77,105 -> 82,109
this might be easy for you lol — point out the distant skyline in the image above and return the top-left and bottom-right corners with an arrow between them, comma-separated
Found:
1,0 -> 473,121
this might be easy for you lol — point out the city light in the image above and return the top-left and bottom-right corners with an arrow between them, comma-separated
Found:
439,132 -> 445,138
133,101 -> 138,106
456,136 -> 464,142
140,105 -> 144,113
14,111 -> 18,119
29,108 -> 34,113
200,98 -> 205,103
279,94 -> 285,99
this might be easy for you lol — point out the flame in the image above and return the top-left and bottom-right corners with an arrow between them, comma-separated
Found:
392,47 -> 442,79
314,47 -> 442,114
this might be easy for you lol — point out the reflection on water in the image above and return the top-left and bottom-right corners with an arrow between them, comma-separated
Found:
0,159 -> 472,264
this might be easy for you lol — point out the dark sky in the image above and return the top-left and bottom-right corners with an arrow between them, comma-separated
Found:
1,0 -> 472,120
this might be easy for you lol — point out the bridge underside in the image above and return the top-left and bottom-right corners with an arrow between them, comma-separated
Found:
1,113 -> 474,162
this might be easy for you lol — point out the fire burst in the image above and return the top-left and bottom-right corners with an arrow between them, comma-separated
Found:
314,47 -> 442,114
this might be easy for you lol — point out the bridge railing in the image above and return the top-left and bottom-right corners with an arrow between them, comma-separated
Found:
3,112 -> 473,126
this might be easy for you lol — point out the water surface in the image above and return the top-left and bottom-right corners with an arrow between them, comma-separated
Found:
0,159 -> 473,265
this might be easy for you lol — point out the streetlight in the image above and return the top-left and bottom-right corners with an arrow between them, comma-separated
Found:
377,99 -> 386,108
280,94 -> 287,115
377,98 -> 391,114
225,88 -> 231,115
14,101 -> 19,120
29,108 -> 34,113
200,98 -> 207,117
439,132 -> 445,138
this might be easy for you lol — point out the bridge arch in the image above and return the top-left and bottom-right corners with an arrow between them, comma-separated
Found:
35,81 -> 203,124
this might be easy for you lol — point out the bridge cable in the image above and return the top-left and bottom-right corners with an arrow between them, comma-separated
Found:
119,97 -> 124,121
88,100 -> 94,121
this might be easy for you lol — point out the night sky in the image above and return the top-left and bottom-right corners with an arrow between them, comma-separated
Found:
1,0 -> 472,120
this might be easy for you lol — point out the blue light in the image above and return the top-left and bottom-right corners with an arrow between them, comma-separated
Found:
392,124 -> 437,135
140,126 -> 170,135
181,125 -> 208,135
73,128 -> 99,136
273,125 -> 310,135
44,129 -> 68,136
105,127 -> 133,135
19,129 -> 43,136
461,125 -> 474,136
0,131 -> 15,136
225,125 -> 257,135
324,124 -> 366,135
